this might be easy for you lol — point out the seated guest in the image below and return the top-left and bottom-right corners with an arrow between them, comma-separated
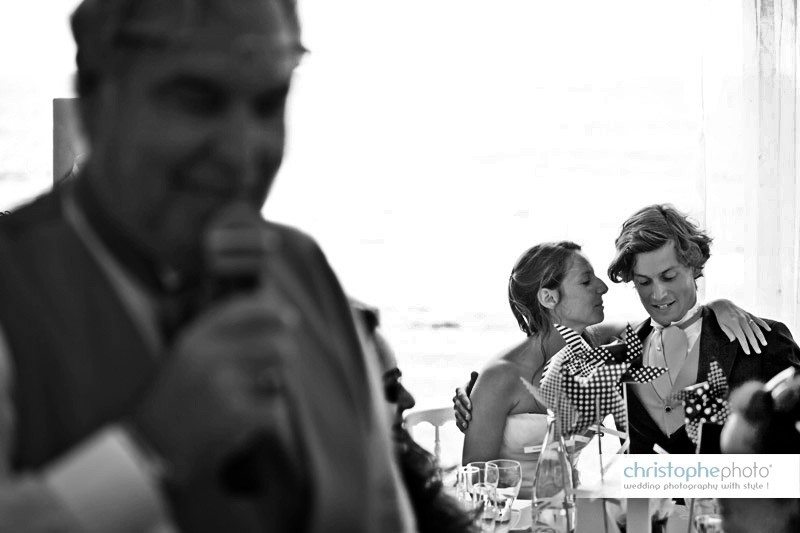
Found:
717,372 -> 800,533
352,301 -> 477,533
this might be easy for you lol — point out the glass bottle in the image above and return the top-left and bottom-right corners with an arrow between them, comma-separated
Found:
531,411 -> 575,533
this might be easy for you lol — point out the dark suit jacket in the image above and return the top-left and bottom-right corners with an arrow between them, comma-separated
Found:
0,186 -> 408,532
625,306 -> 800,454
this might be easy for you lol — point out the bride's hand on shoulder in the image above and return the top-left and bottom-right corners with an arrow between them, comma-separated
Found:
707,299 -> 770,355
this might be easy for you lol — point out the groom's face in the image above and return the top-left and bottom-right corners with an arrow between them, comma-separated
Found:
631,241 -> 698,326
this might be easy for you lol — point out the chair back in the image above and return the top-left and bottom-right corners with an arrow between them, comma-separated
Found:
404,406 -> 456,464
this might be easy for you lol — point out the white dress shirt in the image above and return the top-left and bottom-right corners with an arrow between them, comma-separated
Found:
637,303 -> 704,437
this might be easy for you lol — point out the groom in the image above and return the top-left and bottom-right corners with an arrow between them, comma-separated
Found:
453,204 -> 800,454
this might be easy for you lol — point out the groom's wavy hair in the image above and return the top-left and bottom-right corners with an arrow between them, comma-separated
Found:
508,241 -> 581,337
607,204 -> 712,283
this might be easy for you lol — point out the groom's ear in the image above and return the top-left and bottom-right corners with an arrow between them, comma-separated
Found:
537,288 -> 559,309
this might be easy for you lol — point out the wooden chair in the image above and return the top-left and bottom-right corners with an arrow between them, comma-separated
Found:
404,406 -> 456,464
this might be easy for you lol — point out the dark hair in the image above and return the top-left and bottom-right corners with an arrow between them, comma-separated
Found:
607,204 -> 712,283
508,241 -> 581,337
71,0 -> 304,97
396,428 -> 478,533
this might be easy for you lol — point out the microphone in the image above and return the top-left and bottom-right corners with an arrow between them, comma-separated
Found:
203,203 -> 309,533
202,202 -> 276,494
202,201 -> 273,306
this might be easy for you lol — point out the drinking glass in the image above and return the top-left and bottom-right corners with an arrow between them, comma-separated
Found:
467,461 -> 501,487
472,482 -> 499,532
692,498 -> 723,533
488,459 -> 522,522
456,465 -> 481,511
693,514 -> 723,533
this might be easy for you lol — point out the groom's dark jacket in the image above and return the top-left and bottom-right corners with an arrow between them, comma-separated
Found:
624,306 -> 800,454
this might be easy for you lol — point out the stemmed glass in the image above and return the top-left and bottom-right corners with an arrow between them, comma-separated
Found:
456,465 -> 481,511
488,459 -> 522,522
467,461 -> 501,487
465,462 -> 501,529
472,482 -> 499,532
692,498 -> 723,533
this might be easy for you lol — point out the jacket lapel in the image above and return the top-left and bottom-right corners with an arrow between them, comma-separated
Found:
697,306 -> 738,383
634,319 -> 652,354
625,318 -> 663,445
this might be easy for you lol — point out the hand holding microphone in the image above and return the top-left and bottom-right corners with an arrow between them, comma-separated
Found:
129,202 -> 305,492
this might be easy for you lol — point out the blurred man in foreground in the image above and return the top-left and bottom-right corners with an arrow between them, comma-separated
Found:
0,0 -> 412,531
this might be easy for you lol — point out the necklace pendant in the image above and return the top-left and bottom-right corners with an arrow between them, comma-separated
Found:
664,404 -> 672,413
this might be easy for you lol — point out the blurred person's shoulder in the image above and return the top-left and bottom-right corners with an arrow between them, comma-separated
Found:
0,189 -> 64,239
264,220 -> 323,257
262,221 -> 342,290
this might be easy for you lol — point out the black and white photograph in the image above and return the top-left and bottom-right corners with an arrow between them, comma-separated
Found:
0,1 -> 798,532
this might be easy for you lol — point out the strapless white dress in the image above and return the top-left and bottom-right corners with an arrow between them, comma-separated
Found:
497,413 -> 549,499
497,413 -> 588,499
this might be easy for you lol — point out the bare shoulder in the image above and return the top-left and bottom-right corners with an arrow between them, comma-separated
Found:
472,356 -> 531,416
475,337 -> 547,392
477,358 -> 525,389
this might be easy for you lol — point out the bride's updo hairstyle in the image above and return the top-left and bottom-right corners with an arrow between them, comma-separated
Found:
508,241 -> 581,337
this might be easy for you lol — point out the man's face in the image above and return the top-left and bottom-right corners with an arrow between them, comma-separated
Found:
632,241 -> 698,326
85,16 -> 297,270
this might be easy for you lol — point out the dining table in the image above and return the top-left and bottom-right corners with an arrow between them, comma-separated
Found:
508,498 -> 691,532
507,454 -> 691,532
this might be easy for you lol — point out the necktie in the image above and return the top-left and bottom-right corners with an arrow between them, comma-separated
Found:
651,310 -> 703,400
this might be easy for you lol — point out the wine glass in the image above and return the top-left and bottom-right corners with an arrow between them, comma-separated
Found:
692,498 -> 723,533
467,461 -> 500,487
694,514 -> 723,533
488,459 -> 522,522
456,465 -> 481,511
471,482 -> 499,532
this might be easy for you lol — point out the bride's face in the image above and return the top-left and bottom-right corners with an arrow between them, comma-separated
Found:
552,252 -> 609,333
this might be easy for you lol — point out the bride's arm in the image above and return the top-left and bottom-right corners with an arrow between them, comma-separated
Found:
706,299 -> 770,355
587,299 -> 768,354
585,322 -> 629,346
461,361 -> 520,465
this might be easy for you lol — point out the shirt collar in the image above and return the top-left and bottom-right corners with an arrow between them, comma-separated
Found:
650,301 -> 704,331
61,184 -> 163,353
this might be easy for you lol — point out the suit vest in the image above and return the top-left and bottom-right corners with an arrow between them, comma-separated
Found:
0,189 -> 409,532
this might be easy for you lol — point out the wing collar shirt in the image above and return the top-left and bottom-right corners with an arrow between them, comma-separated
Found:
639,302 -> 704,436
